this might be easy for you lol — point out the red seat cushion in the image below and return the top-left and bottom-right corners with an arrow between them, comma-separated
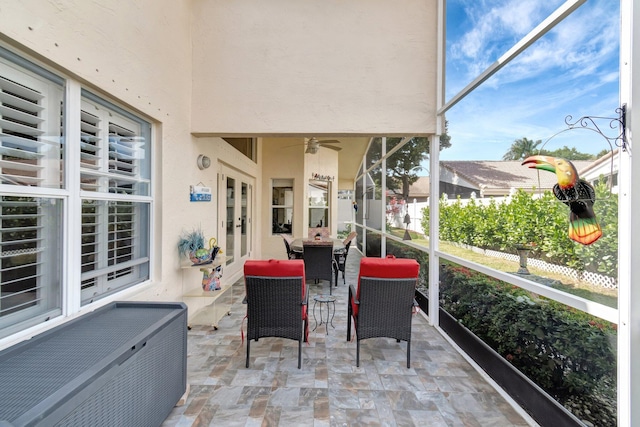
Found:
352,256 -> 419,318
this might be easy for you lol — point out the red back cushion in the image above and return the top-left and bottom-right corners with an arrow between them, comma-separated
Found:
244,259 -> 305,278
353,256 -> 419,317
358,256 -> 420,281
244,259 -> 307,311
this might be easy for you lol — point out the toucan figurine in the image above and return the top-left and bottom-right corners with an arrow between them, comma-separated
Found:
522,155 -> 602,245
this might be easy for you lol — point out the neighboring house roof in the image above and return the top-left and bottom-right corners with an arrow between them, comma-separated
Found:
440,159 -> 593,197
387,152 -> 615,200
579,148 -> 619,179
407,176 -> 430,199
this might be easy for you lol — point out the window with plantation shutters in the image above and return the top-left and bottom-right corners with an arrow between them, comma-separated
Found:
79,98 -> 149,196
79,95 -> 150,304
0,67 -> 63,188
0,54 -> 64,334
0,47 -> 152,338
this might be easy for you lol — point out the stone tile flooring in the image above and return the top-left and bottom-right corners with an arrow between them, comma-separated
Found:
162,249 -> 534,427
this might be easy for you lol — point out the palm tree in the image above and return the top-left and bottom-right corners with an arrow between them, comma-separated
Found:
502,137 -> 542,161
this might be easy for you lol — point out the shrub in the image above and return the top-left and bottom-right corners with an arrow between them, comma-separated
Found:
440,263 -> 616,426
422,184 -> 618,277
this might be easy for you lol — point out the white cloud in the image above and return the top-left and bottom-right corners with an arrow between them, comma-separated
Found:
444,0 -> 620,159
447,0 -> 618,93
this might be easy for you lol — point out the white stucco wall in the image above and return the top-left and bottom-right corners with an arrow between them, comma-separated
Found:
190,0 -> 438,136
440,167 -> 477,189
0,0 -> 437,339
260,137 -> 340,260
261,138 -> 306,259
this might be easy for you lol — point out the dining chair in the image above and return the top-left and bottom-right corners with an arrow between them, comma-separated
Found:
279,234 -> 300,259
302,241 -> 336,295
334,231 -> 357,285
243,259 -> 308,369
347,255 -> 419,368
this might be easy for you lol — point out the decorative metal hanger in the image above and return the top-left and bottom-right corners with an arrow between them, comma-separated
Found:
533,106 -> 627,197
563,104 -> 627,153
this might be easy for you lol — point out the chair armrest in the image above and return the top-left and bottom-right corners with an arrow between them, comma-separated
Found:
349,284 -> 359,304
302,293 -> 308,306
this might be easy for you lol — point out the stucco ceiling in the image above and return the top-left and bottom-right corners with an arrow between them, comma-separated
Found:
259,136 -> 370,188
336,137 -> 370,186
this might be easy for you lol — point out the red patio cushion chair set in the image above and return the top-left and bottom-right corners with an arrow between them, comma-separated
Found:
243,255 -> 419,369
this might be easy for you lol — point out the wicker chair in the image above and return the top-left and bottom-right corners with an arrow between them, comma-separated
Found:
302,241 -> 336,295
333,231 -> 357,285
347,256 -> 420,368
279,234 -> 300,259
244,259 -> 308,369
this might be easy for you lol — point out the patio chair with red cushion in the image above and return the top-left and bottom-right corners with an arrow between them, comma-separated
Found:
347,255 -> 420,368
244,259 -> 308,368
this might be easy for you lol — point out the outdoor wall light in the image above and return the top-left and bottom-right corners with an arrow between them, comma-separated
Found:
197,154 -> 211,170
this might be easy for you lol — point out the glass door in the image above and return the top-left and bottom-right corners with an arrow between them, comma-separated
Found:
219,165 -> 253,275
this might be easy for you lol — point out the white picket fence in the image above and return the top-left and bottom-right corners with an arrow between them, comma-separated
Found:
459,243 -> 618,290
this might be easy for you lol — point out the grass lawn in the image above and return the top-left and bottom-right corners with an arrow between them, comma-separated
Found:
388,228 -> 618,308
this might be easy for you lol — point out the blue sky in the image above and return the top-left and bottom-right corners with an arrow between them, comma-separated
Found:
441,0 -> 620,161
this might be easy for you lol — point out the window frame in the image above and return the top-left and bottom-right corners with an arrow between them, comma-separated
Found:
271,179 -> 294,235
308,179 -> 330,229
0,44 -> 153,340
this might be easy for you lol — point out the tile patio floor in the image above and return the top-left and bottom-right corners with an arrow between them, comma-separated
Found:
162,249 -> 535,427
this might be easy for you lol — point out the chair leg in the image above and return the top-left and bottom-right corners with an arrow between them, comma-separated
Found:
298,340 -> 302,369
407,340 -> 411,369
304,318 -> 309,343
246,340 -> 250,368
356,339 -> 360,367
347,312 -> 351,341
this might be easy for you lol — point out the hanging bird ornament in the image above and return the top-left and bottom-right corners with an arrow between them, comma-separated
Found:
522,155 -> 602,245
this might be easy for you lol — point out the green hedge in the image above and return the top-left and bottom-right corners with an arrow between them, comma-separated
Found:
440,263 -> 616,426
420,184 -> 618,277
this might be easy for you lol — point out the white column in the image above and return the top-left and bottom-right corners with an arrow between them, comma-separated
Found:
64,81 -> 82,314
428,134 -> 440,326
381,137 -> 387,256
617,0 -> 637,424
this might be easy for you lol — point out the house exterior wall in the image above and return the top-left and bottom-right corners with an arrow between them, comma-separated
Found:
260,138 -> 339,260
0,0 -> 438,345
439,167 -> 478,198
0,0 -> 202,311
190,0 -> 438,136
261,138 -> 305,260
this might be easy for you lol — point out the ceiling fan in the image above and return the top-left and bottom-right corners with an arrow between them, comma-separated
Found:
304,137 -> 342,154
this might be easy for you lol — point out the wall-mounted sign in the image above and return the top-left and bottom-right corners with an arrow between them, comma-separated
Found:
190,184 -> 212,202
311,173 -> 334,181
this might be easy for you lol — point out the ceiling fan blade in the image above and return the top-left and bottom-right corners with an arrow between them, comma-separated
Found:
321,144 -> 342,151
317,139 -> 341,144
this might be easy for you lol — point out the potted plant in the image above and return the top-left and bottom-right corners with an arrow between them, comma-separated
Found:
178,227 -> 210,265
